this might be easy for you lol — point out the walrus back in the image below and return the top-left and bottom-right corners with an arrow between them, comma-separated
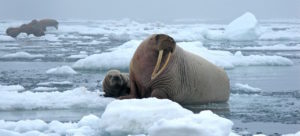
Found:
167,46 -> 230,105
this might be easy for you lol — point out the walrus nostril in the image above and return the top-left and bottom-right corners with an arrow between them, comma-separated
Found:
112,76 -> 120,81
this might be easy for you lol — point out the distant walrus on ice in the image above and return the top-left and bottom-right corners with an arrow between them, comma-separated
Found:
102,70 -> 130,98
119,34 -> 230,105
6,19 -> 59,38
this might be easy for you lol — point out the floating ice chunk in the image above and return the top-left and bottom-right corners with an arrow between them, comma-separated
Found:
0,129 -> 21,136
228,44 -> 300,51
100,98 -> 193,135
1,52 -> 45,59
148,110 -> 233,136
73,40 -> 140,70
178,42 -> 293,69
0,87 -> 113,110
0,85 -> 25,92
0,35 -> 15,41
32,87 -> 58,92
37,81 -> 73,87
283,131 -> 300,136
48,120 -> 77,135
259,31 -> 300,41
231,83 -> 262,94
46,66 -> 77,75
73,40 -> 293,70
0,119 -> 48,133
225,12 -> 259,41
67,54 -> 88,59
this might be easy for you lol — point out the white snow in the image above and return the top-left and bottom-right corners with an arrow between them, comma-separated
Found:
1,52 -> 44,59
32,87 -> 58,92
0,85 -> 25,92
0,87 -> 113,110
46,65 -> 78,75
224,12 -> 259,41
73,40 -> 293,70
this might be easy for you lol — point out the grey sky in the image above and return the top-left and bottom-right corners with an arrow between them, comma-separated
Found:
0,0 -> 299,22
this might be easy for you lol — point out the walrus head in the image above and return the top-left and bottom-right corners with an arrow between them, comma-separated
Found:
6,27 -> 20,38
150,34 -> 176,80
103,70 -> 127,97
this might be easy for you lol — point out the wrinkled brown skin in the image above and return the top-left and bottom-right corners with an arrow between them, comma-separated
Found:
102,70 -> 130,98
119,34 -> 230,105
6,20 -> 45,38
39,19 -> 59,31
5,19 -> 58,38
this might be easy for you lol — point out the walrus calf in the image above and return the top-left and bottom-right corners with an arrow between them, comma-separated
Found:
6,19 -> 58,38
102,70 -> 130,98
120,34 -> 230,105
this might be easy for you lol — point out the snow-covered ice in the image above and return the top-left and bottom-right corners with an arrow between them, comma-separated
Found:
73,40 -> 293,70
0,35 -> 15,41
46,65 -> 78,75
224,12 -> 259,41
32,87 -> 58,92
231,83 -> 262,94
73,40 -> 140,70
0,87 -> 113,110
148,110 -> 233,136
228,44 -> 300,51
1,52 -> 45,59
0,98 -> 235,136
0,85 -> 25,92
100,98 -> 193,135
37,81 -> 73,87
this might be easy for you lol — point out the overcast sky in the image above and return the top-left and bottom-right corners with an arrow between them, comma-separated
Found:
0,0 -> 299,22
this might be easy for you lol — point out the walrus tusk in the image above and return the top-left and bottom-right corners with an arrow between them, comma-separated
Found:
151,50 -> 172,80
152,50 -> 163,78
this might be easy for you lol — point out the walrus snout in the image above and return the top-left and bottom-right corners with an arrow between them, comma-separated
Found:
151,34 -> 176,80
109,75 -> 123,86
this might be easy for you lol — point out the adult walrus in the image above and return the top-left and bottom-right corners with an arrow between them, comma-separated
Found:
120,34 -> 230,105
102,70 -> 130,98
6,20 -> 45,37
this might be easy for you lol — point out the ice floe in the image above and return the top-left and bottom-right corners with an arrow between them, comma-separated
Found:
224,12 -> 259,41
0,35 -> 15,41
1,52 -> 45,59
46,66 -> 78,75
231,83 -> 262,94
0,98 -> 234,136
32,87 -> 58,92
148,110 -> 233,136
73,40 -> 293,70
227,44 -> 300,51
73,40 -> 140,70
37,81 -> 73,87
0,85 -> 25,92
0,87 -> 113,110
